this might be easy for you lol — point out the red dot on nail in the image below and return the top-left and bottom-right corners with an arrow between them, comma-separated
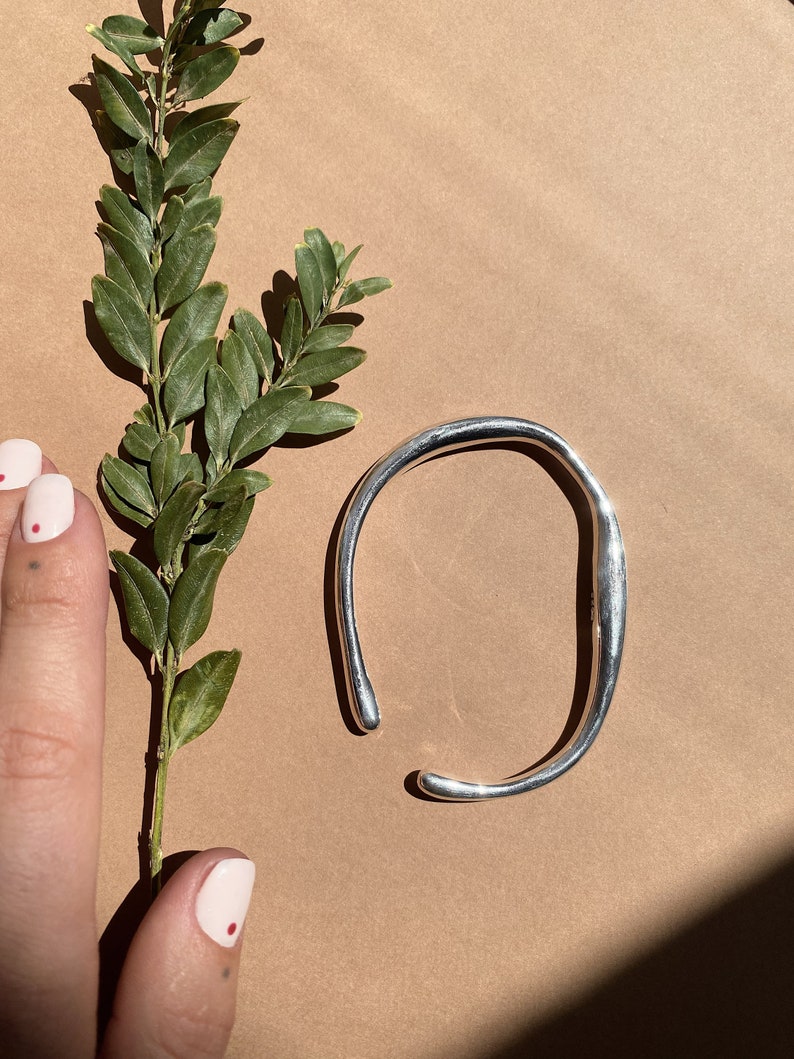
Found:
31,523 -> 41,534
0,474 -> 5,482
227,922 -> 237,936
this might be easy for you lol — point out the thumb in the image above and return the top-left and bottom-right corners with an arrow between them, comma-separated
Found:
100,849 -> 255,1059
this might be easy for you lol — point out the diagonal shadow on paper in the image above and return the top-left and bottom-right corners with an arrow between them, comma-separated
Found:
474,853 -> 794,1059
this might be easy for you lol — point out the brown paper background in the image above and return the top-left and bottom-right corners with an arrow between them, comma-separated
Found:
2,1 -> 793,1056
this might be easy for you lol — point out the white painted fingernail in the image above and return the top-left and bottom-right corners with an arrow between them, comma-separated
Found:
22,475 -> 75,543
195,858 -> 255,948
0,439 -> 42,490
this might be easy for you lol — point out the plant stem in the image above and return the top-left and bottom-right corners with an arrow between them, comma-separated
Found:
151,640 -> 177,894
148,9 -> 188,892
155,0 -> 194,154
148,273 -> 165,432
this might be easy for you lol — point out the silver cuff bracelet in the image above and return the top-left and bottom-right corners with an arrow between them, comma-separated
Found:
334,417 -> 627,800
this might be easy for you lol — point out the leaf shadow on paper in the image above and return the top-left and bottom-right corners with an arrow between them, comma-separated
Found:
323,439 -> 599,794
472,852 -> 794,1059
69,78 -> 138,199
137,0 -> 164,38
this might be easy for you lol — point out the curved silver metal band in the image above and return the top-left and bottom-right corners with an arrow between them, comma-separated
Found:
335,417 -> 627,800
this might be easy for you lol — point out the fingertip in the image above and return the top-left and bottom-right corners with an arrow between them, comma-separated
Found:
101,849 -> 255,1058
0,439 -> 43,490
0,442 -> 61,490
159,847 -> 255,948
161,846 -> 251,892
20,474 -> 74,542
2,480 -> 109,620
194,855 -> 256,949
10,474 -> 103,549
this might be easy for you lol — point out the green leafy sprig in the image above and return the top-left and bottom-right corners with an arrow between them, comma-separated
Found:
86,1 -> 391,892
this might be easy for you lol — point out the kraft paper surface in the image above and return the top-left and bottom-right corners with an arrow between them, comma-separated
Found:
1,2 -> 792,1056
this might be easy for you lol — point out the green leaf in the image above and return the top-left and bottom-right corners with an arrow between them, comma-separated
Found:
97,223 -> 153,305
160,195 -> 185,241
304,228 -> 337,297
183,9 -> 244,45
91,275 -> 151,370
301,323 -> 355,353
337,277 -> 392,308
95,110 -> 136,173
100,185 -> 153,253
150,434 -> 182,507
295,243 -> 323,324
182,176 -> 212,203
101,15 -> 164,53
169,548 -> 227,655
169,100 -> 245,145
161,282 -> 228,372
110,145 -> 136,175
157,224 -> 216,312
221,330 -> 259,406
101,454 -> 157,516
203,468 -> 272,502
287,400 -> 362,435
163,118 -> 239,189
133,139 -> 164,223
213,494 -> 254,556
176,195 -> 223,239
195,488 -> 243,536
185,196 -> 223,231
355,277 -> 393,296
154,480 -> 206,569
280,297 -> 303,370
164,336 -> 217,425
86,24 -> 143,78
332,240 -> 346,267
205,364 -> 243,464
229,386 -> 310,463
122,420 -> 160,461
284,347 -> 366,388
194,483 -> 244,533
337,244 -> 363,283
174,46 -> 240,105
110,550 -> 169,659
231,308 -> 273,382
93,56 -> 152,142
103,477 -> 154,527
179,451 -> 204,485
191,492 -> 253,559
133,403 -> 156,427
169,649 -> 242,753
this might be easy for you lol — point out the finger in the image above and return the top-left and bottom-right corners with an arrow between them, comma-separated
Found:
0,440 -> 57,584
0,475 -> 109,1059
101,850 -> 256,1059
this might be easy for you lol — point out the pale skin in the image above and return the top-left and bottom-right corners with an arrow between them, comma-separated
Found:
0,448 -> 251,1058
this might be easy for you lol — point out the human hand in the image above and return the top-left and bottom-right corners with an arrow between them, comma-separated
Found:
0,440 -> 255,1058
